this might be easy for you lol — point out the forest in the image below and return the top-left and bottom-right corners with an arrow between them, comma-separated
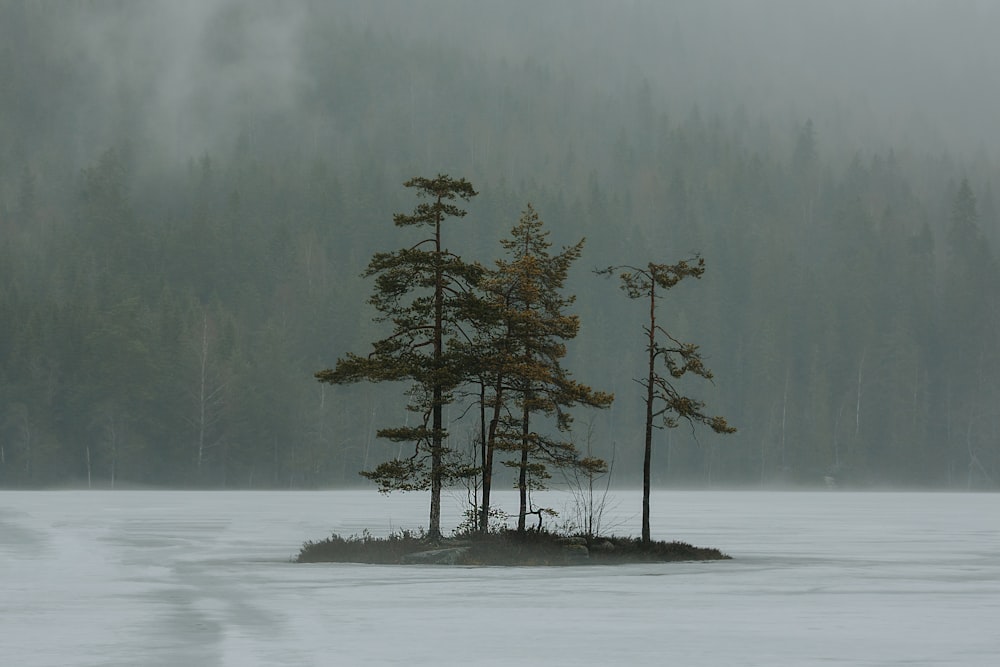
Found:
1,1 -> 998,491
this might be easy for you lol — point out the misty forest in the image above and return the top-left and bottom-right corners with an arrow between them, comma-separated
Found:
3,0 -> 1000,495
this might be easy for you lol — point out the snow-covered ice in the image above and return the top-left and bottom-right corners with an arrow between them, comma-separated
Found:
1,489 -> 998,666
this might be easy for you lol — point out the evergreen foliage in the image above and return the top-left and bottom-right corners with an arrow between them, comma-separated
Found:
315,175 -> 481,539
476,205 -> 612,532
599,259 -> 735,543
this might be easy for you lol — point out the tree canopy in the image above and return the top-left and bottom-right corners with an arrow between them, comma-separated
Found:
316,175 -> 481,538
599,258 -> 734,542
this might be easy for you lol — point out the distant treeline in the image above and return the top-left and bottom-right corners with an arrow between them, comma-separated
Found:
1,2 -> 998,489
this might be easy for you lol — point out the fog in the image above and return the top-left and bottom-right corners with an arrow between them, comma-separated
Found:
2,1 -> 999,490
25,1 -> 1000,161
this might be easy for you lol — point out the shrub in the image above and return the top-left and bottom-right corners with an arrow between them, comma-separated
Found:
296,529 -> 426,564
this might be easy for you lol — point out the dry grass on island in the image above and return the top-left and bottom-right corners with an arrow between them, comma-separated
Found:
296,529 -> 730,566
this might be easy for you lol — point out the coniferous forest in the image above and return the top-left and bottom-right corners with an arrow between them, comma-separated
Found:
2,1 -> 999,491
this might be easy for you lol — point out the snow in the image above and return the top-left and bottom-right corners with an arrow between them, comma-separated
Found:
2,489 -> 998,666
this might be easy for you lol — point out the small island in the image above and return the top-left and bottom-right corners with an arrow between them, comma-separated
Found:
297,529 -> 729,566
306,176 -> 736,567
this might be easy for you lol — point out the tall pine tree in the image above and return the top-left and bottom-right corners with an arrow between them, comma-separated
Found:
478,205 -> 612,532
316,175 -> 481,538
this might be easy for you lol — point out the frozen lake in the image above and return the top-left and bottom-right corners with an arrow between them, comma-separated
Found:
1,489 -> 998,666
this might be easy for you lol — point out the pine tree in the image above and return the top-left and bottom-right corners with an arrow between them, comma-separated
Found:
476,205 -> 612,532
598,257 -> 734,543
315,175 -> 481,539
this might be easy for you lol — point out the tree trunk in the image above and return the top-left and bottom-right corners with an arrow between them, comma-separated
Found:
428,197 -> 445,540
480,380 -> 503,533
517,402 -> 530,533
430,384 -> 443,539
477,382 -> 487,531
642,285 -> 656,544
